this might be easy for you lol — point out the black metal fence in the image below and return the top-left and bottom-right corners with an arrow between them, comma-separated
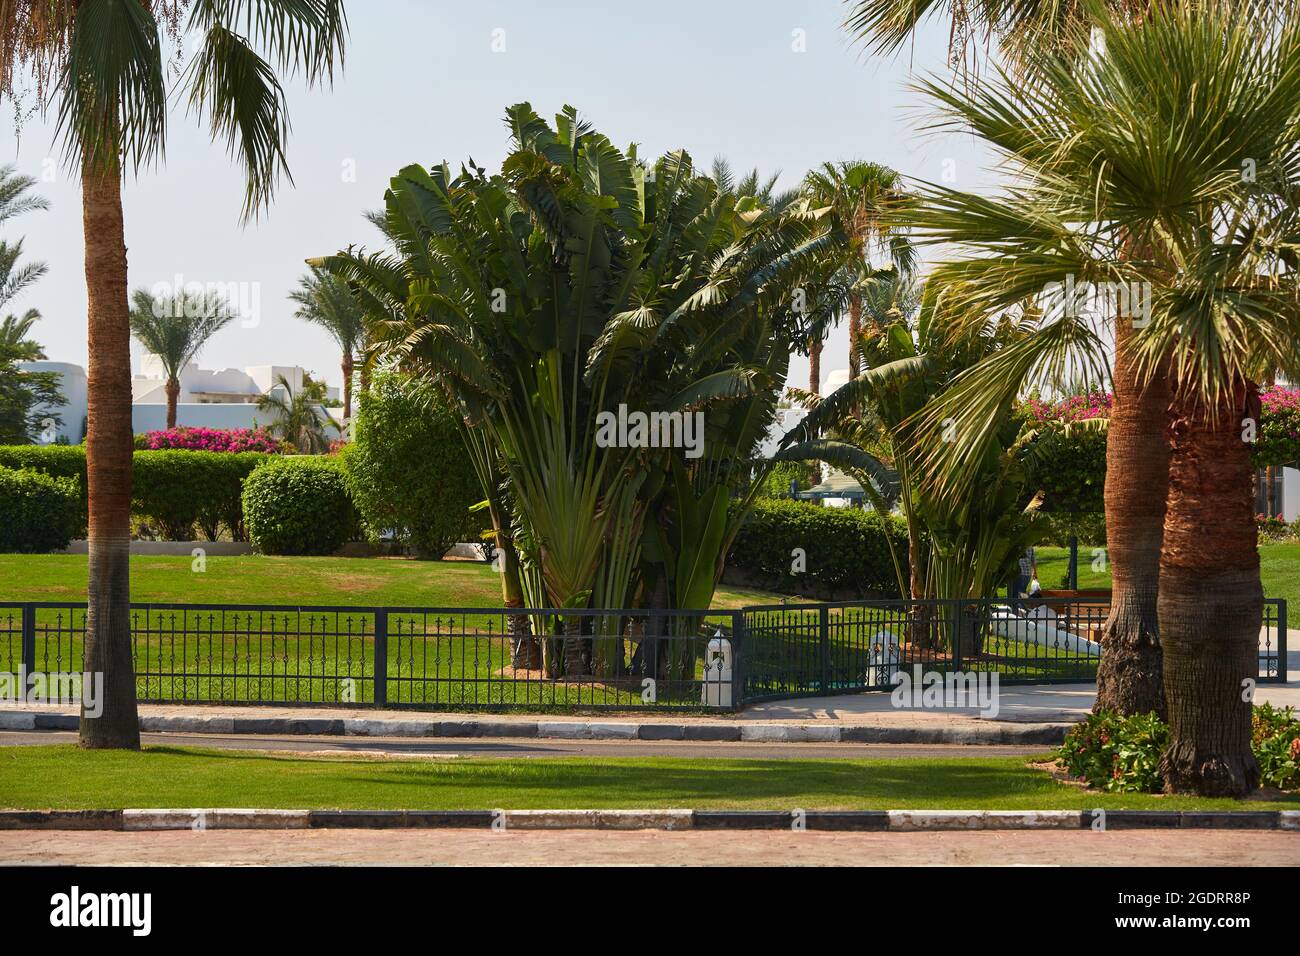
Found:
0,596 -> 1288,712
738,597 -> 1289,702
0,603 -> 738,711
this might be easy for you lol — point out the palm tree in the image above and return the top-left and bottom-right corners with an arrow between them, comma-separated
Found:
779,278 -> 1047,624
0,311 -> 44,361
710,157 -> 799,211
802,161 -> 914,390
0,1 -> 347,749
256,374 -> 339,455
841,0 -> 1206,717
896,2 -> 1300,794
128,288 -> 234,428
0,165 -> 50,361
289,265 -> 366,420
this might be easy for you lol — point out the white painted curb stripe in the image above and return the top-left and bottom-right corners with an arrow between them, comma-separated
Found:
887,810 -> 1083,831
122,808 -> 310,831
503,809 -> 695,830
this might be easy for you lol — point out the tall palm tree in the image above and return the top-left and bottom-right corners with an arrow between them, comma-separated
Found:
841,0 -> 1230,717
128,288 -> 234,428
289,265 -> 366,420
0,1 -> 347,749
896,1 -> 1300,794
802,161 -> 914,408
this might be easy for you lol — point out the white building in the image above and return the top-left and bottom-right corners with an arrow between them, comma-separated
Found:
20,359 -> 342,443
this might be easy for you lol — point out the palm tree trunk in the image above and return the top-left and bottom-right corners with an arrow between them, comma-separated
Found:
499,541 -> 540,669
164,377 -> 180,429
341,352 -> 353,421
79,159 -> 140,750
562,615 -> 589,677
847,292 -> 862,380
1094,320 -> 1170,717
808,339 -> 822,483
1158,380 -> 1262,796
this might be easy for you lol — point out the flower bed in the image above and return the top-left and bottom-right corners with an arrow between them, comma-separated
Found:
137,426 -> 282,453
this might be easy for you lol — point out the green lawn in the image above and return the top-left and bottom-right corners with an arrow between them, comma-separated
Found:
1037,541 -> 1300,609
0,555 -> 778,710
0,554 -> 780,609
1,745 -> 1296,811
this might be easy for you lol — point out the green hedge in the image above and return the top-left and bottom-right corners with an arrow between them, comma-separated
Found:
339,372 -> 482,558
726,499 -> 909,598
242,456 -> 357,556
0,444 -> 87,483
0,445 -> 272,541
133,450 -> 271,541
0,466 -> 80,553
0,445 -> 87,530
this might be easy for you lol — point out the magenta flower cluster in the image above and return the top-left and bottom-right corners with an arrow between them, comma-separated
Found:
141,426 -> 282,453
1261,384 -> 1300,418
1023,391 -> 1113,423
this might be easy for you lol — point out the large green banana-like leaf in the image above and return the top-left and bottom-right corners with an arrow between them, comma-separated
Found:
670,465 -> 730,611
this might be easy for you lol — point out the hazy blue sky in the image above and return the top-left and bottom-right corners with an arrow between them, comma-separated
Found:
2,0 -> 996,393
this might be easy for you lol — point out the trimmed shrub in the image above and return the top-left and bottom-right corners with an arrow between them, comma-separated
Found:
1,445 -> 272,541
340,373 -> 482,558
0,445 -> 87,533
133,450 -> 271,541
0,466 -> 80,553
242,456 -> 357,555
726,499 -> 909,598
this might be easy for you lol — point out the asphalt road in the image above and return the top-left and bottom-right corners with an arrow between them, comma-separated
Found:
0,729 -> 1043,759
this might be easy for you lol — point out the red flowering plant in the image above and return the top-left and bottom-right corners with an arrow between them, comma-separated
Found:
1257,513 -> 1290,540
1253,385 -> 1300,469
1023,391 -> 1112,423
1056,709 -> 1167,793
136,426 -> 282,453
1018,392 -> 1110,518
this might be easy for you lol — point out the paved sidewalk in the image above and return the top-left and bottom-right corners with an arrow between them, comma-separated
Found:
5,828 -> 1297,866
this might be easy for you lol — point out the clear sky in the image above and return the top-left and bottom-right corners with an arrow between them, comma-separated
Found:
2,0 -> 996,393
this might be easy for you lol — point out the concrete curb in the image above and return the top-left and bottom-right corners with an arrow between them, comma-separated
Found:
3,710 -> 1074,746
122,809 -> 310,831
1,808 -> 1294,832
503,809 -> 695,830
